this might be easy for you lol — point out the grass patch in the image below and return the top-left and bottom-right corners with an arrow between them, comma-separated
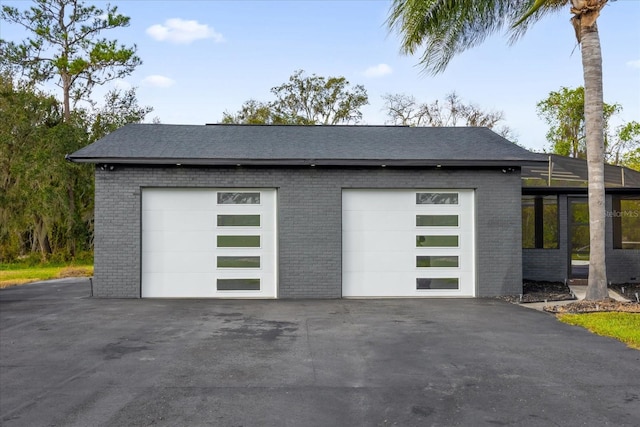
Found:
558,312 -> 640,349
0,264 -> 93,289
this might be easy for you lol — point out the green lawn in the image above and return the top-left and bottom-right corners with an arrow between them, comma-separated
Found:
0,264 -> 93,288
558,312 -> 640,349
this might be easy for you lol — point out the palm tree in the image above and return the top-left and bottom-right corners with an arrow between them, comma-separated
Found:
388,0 -> 610,300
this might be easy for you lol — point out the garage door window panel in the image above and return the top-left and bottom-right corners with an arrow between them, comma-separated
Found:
217,256 -> 261,268
217,235 -> 261,248
416,193 -> 459,205
217,278 -> 261,291
416,278 -> 459,290
217,192 -> 261,205
416,255 -> 459,268
217,214 -> 261,227
416,235 -> 459,247
416,215 -> 459,227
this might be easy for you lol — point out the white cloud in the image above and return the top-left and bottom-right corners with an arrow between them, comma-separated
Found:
141,75 -> 175,88
627,59 -> 640,69
146,18 -> 224,44
364,63 -> 393,78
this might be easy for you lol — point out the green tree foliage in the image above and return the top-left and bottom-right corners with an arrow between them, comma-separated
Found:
614,122 -> 640,170
1,0 -> 148,261
0,73 -> 83,260
382,92 -> 516,140
0,0 -> 141,121
387,0 -> 614,300
222,70 -> 369,125
0,72 -> 151,262
621,149 -> 640,171
90,88 -> 154,141
221,99 -> 281,125
0,75 -> 151,261
537,86 -> 631,161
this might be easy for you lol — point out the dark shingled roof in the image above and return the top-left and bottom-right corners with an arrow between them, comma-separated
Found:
67,124 -> 546,167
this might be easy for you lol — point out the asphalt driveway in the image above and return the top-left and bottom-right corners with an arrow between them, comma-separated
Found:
1,279 -> 639,427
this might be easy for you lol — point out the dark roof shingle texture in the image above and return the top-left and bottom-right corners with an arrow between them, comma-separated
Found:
68,124 -> 545,166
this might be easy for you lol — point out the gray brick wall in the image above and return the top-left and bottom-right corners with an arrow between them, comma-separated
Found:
93,166 -> 523,298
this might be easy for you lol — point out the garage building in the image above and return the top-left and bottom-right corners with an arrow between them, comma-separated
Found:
68,124 -> 544,298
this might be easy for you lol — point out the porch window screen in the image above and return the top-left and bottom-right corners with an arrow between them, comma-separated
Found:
522,195 -> 558,249
612,196 -> 640,250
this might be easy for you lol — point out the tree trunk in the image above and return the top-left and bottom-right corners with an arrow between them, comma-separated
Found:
581,22 -> 608,300
34,216 -> 52,259
67,182 -> 76,257
62,73 -> 71,122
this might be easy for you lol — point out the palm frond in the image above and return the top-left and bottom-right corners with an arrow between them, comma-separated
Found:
387,0 -> 568,74
513,0 -> 549,27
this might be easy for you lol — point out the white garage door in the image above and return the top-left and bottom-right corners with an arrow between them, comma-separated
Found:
142,188 -> 277,298
342,189 -> 475,297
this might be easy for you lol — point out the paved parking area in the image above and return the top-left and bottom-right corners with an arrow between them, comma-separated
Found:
1,279 -> 639,426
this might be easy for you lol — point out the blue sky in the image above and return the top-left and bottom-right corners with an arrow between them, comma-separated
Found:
1,0 -> 639,151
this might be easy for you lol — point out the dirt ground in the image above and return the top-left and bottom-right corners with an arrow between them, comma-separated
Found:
500,281 -> 640,313
498,281 -> 576,304
544,298 -> 640,314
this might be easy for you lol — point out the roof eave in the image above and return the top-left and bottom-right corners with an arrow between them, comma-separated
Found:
66,156 -> 545,168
